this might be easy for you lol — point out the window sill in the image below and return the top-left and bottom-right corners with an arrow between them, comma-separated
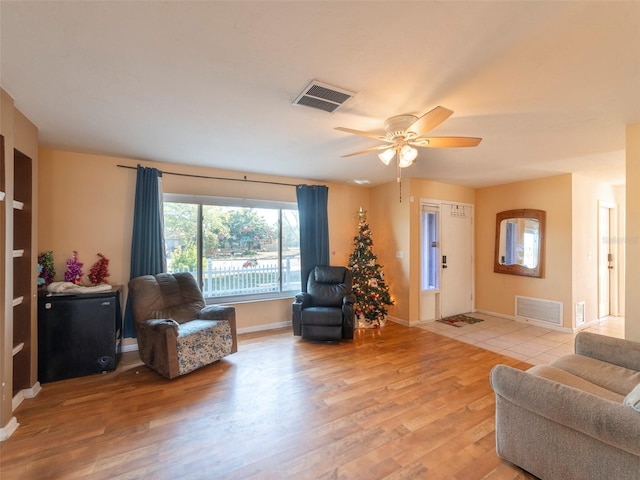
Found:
206,292 -> 298,305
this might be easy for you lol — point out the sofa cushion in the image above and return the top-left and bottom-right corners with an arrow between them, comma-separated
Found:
624,384 -> 640,412
527,364 -> 624,403
551,354 -> 640,396
176,320 -> 233,375
314,266 -> 346,284
301,307 -> 344,326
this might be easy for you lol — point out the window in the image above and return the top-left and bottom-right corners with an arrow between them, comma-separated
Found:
163,194 -> 300,301
421,205 -> 440,291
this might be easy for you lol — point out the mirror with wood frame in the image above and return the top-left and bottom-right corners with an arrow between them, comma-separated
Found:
494,209 -> 545,278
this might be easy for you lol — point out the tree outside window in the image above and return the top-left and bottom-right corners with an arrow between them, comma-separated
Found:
163,197 -> 300,300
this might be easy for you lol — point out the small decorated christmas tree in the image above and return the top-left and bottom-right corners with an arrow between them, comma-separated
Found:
64,251 -> 84,284
88,253 -> 110,285
348,208 -> 394,328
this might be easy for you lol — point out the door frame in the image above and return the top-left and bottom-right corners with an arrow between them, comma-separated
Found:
598,200 -> 618,318
419,198 -> 475,321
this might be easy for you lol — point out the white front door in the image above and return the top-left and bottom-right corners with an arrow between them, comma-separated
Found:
439,203 -> 474,318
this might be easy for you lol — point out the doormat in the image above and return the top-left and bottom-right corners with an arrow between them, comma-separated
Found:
436,314 -> 484,327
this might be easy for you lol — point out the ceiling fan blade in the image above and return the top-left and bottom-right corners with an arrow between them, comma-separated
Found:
416,136 -> 482,148
407,106 -> 454,137
334,126 -> 387,141
341,144 -> 394,158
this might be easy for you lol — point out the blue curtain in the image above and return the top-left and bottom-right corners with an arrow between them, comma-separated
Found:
123,166 -> 166,338
296,184 -> 329,291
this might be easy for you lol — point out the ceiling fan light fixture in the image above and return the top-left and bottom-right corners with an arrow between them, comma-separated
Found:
398,145 -> 418,167
378,148 -> 395,165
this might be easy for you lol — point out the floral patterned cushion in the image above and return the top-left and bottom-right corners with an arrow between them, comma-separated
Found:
176,319 -> 233,375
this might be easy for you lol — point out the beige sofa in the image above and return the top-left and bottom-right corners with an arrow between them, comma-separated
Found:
490,332 -> 640,480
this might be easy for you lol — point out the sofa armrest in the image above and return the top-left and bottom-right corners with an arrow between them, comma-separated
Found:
137,318 -> 180,379
294,292 -> 311,307
140,318 -> 179,333
343,293 -> 356,305
575,332 -> 640,371
199,304 -> 235,321
292,293 -> 311,336
198,305 -> 237,354
491,364 -> 640,457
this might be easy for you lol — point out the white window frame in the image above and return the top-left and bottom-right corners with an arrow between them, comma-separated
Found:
163,193 -> 300,303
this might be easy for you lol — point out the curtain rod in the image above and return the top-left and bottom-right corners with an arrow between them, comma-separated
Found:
117,164 -> 299,188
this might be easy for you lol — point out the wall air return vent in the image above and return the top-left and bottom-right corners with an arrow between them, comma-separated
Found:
293,80 -> 356,113
515,295 -> 563,326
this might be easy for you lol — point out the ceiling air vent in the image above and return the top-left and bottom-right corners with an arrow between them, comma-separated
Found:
293,80 -> 356,113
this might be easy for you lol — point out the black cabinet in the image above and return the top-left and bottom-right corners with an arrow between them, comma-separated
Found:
38,286 -> 123,383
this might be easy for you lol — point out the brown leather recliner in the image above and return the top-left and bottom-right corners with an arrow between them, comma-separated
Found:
292,266 -> 355,341
128,272 -> 237,379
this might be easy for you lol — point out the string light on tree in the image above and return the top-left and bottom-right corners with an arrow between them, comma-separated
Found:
348,207 -> 394,328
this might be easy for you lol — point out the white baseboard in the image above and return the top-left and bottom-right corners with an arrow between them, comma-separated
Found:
0,416 -> 19,441
12,381 -> 42,412
386,316 -> 409,327
473,309 -> 575,333
120,321 -> 292,353
121,343 -> 139,353
237,321 -> 290,334
11,391 -> 24,412
23,382 -> 41,399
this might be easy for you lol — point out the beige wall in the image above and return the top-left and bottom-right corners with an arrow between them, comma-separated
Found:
367,177 -> 476,325
34,146 -> 635,334
37,149 -> 370,332
626,123 -> 640,341
476,175 -> 574,327
369,180 -> 411,321
476,173 -> 623,330
571,174 -> 620,326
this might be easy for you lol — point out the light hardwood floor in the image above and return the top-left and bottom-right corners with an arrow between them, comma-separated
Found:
1,323 -> 538,479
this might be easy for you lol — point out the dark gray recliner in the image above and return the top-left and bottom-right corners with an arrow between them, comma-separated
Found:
292,266 -> 355,341
128,272 -> 237,379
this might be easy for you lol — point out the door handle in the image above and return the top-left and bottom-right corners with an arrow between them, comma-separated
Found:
442,255 -> 447,269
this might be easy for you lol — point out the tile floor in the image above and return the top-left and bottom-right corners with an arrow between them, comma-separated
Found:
418,312 -> 625,365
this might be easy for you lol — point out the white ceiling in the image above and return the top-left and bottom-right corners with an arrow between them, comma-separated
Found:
1,1 -> 638,188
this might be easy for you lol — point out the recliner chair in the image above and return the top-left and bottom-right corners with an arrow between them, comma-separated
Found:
292,265 -> 355,341
128,272 -> 237,379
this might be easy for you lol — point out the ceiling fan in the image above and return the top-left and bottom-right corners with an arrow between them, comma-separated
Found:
335,106 -> 481,168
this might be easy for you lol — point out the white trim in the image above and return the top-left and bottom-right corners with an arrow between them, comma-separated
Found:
0,417 -> 19,442
474,309 -> 574,333
238,321 -> 290,334
12,391 -> 25,412
386,315 -> 409,327
121,343 -> 139,353
164,193 -> 297,210
120,321 -> 292,352
11,382 -> 41,414
22,382 -> 41,399
12,342 -> 24,356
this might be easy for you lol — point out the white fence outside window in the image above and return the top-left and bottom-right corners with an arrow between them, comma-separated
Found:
176,258 -> 300,298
